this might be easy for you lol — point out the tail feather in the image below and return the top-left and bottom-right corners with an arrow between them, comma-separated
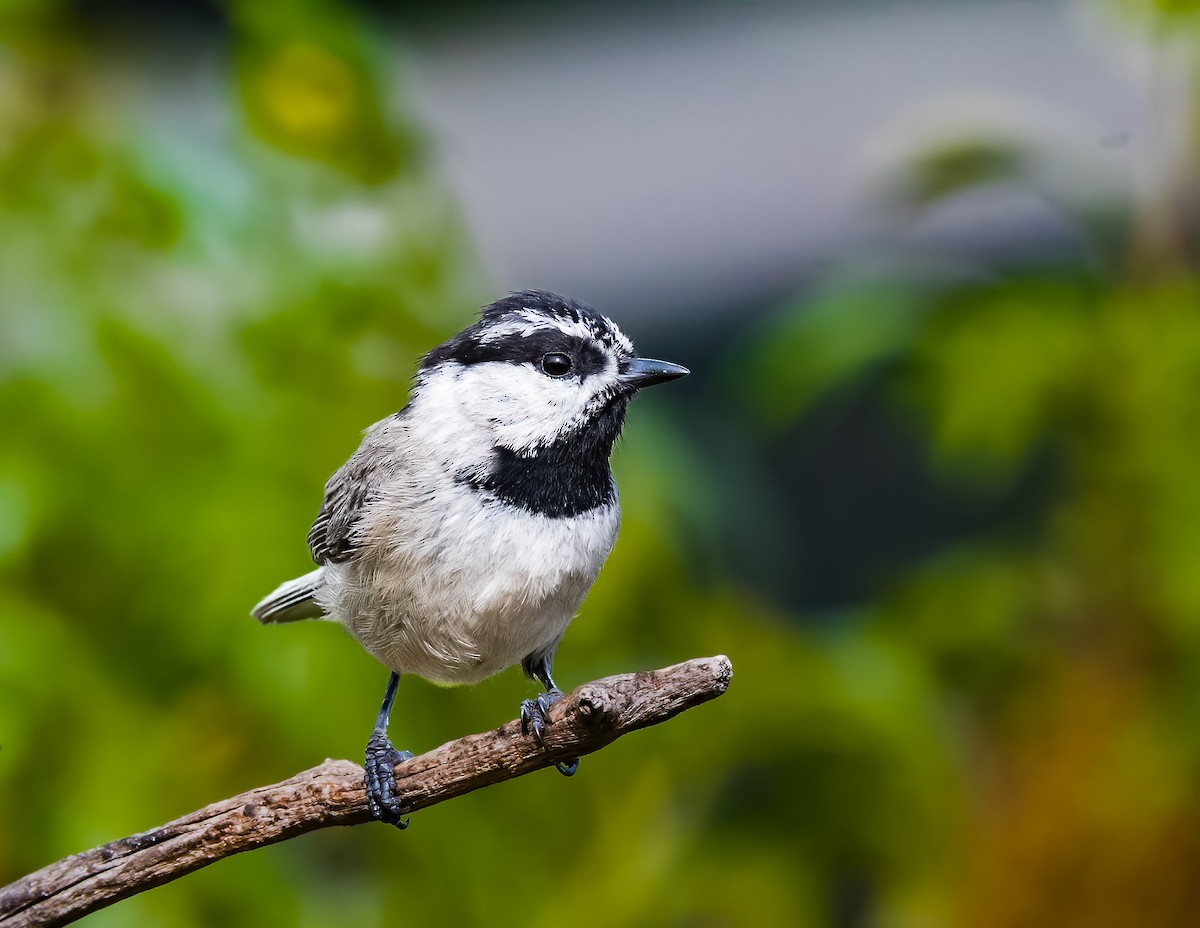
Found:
252,569 -> 326,624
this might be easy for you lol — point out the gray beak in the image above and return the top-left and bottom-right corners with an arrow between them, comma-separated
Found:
619,357 -> 690,390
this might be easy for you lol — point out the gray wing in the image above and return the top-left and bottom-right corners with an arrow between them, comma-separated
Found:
307,443 -> 391,565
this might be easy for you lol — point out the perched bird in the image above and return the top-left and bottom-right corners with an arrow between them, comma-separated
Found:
252,290 -> 689,826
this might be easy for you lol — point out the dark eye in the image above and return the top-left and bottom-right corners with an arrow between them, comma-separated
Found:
540,352 -> 573,376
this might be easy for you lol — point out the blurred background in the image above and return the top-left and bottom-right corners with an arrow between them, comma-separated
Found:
4,0 -> 1200,924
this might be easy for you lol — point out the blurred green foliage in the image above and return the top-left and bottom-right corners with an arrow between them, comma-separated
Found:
8,2 -> 1200,927
733,24 -> 1200,915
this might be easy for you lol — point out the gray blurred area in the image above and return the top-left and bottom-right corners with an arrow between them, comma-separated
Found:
402,0 -> 1146,324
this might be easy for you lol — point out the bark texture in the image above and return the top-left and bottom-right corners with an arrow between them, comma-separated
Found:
0,655 -> 732,928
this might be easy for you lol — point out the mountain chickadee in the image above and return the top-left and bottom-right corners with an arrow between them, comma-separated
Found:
252,290 -> 689,827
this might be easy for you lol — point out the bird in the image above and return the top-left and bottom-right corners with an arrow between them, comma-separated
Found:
251,290 -> 689,827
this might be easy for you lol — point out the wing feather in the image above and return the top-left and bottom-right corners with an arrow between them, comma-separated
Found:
308,436 -> 393,564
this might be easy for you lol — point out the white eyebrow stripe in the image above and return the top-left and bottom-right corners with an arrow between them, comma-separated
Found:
517,308 -> 595,343
476,307 -> 634,354
609,325 -> 634,354
476,318 -> 544,343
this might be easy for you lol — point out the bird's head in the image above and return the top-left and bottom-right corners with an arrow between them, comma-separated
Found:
414,290 -> 688,456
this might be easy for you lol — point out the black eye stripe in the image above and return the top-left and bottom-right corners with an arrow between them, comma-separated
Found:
424,328 -> 611,378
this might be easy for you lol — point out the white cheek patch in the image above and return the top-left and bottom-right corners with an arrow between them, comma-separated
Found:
406,367 -> 496,467
419,360 -> 618,454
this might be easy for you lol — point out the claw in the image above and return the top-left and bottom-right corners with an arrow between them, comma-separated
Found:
520,689 -> 559,743
365,727 -> 414,828
519,688 -> 580,778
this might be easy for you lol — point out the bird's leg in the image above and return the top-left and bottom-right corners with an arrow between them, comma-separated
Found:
364,671 -> 414,828
519,653 -> 580,777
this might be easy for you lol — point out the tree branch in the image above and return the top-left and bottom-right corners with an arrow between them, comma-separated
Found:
0,655 -> 732,928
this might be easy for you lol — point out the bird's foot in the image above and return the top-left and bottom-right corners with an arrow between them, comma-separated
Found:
365,727 -> 414,828
520,688 -> 580,777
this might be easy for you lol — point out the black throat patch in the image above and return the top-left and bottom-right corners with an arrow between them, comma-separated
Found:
460,396 -> 630,517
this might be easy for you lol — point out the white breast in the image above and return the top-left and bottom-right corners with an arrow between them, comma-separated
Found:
317,474 -> 621,685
